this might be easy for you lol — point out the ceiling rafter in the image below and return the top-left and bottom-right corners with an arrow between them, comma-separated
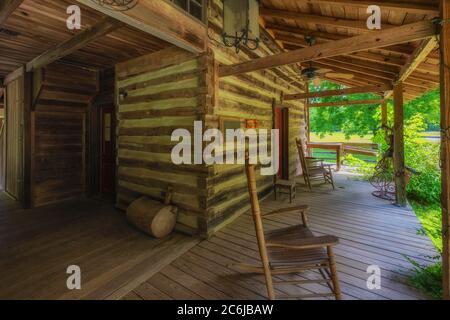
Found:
265,23 -> 415,57
220,20 -> 437,78
0,0 -> 22,26
272,0 -> 439,15
260,7 -> 399,33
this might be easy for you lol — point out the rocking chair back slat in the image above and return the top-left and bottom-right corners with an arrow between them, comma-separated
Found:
296,137 -> 335,190
296,138 -> 311,185
245,161 -> 275,300
243,156 -> 341,300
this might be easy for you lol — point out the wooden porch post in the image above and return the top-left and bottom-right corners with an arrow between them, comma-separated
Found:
305,85 -> 311,156
440,0 -> 450,301
381,100 -> 388,128
393,82 -> 407,207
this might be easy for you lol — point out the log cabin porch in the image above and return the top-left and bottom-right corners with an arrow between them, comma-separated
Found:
0,0 -> 449,300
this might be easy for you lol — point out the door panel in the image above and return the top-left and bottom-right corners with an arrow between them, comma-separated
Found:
101,106 -> 116,194
274,107 -> 289,179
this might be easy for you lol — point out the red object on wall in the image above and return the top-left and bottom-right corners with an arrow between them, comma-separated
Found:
246,119 -> 259,128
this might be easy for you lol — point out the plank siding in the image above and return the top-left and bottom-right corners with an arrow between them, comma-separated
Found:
32,63 -> 98,207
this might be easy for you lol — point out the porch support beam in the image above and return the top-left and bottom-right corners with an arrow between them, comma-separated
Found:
304,86 -> 311,155
285,84 -> 391,100
219,20 -> 437,78
393,82 -> 406,207
309,99 -> 383,108
0,0 -> 22,26
76,0 -> 207,54
440,0 -> 450,301
26,16 -> 122,72
396,37 -> 438,83
22,70 -> 32,209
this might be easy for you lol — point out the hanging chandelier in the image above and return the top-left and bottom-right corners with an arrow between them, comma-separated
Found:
91,0 -> 139,11
222,0 -> 260,53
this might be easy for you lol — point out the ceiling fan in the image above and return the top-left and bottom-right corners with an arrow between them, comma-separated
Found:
294,36 -> 355,86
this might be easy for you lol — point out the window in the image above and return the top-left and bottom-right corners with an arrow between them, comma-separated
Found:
220,116 -> 245,133
169,0 -> 206,22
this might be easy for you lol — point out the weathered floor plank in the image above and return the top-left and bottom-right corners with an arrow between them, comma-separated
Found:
0,196 -> 198,300
123,174 -> 437,300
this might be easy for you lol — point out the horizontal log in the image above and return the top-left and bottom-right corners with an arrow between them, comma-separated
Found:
309,99 -> 384,108
285,84 -> 392,100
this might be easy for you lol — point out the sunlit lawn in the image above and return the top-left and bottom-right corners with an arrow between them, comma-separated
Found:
311,131 -> 440,144
310,132 -> 373,143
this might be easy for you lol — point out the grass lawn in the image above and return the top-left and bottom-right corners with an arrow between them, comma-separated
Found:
310,132 -> 373,143
419,131 -> 440,138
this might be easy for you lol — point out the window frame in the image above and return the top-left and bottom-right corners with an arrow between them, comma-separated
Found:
167,0 -> 207,24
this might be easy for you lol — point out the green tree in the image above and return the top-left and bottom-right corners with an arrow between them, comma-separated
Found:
309,81 -> 440,137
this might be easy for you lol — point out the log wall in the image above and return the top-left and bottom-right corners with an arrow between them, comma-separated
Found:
115,46 -> 209,235
114,3 -> 307,237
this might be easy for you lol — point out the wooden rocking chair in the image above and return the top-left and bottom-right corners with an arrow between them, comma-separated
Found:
239,158 -> 342,300
296,138 -> 335,190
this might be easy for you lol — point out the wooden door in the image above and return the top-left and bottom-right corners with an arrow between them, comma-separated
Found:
274,106 -> 289,179
100,106 -> 116,194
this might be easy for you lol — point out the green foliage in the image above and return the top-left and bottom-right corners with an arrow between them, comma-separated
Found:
404,89 -> 440,131
407,258 -> 443,300
407,201 -> 442,299
309,81 -> 440,136
309,82 -> 381,139
403,115 -> 441,204
411,201 -> 442,252
343,154 -> 375,179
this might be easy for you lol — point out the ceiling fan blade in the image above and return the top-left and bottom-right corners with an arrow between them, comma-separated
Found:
315,68 -> 333,74
326,72 -> 354,79
313,78 -> 322,87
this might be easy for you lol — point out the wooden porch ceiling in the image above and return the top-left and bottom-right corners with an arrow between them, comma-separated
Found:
0,0 -> 171,79
256,0 -> 441,101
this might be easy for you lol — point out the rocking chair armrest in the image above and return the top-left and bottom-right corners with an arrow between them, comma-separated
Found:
266,235 -> 339,250
262,205 -> 309,218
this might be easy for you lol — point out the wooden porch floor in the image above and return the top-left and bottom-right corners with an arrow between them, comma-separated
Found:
0,194 -> 198,300
123,173 -> 437,300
